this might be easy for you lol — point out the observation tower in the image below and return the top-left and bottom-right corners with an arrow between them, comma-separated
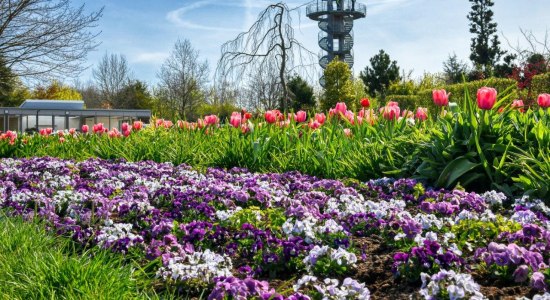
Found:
306,0 -> 366,86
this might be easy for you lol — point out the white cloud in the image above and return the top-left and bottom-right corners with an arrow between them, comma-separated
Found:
166,1 -> 242,32
131,52 -> 169,64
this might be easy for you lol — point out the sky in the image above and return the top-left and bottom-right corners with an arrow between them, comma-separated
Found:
73,0 -> 550,88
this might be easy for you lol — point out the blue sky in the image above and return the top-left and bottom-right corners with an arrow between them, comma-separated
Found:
74,0 -> 550,87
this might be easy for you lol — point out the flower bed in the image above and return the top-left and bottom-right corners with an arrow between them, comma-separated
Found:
1,156 -> 550,299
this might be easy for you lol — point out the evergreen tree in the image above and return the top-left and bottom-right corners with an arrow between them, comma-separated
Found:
467,0 -> 505,76
443,53 -> 469,84
359,49 -> 400,101
321,59 -> 355,111
287,75 -> 316,111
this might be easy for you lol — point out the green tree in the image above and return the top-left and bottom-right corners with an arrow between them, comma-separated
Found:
359,49 -> 400,101
0,56 -> 16,103
112,80 -> 153,109
321,59 -> 355,111
287,75 -> 315,111
467,0 -> 505,76
443,53 -> 469,84
32,80 -> 82,100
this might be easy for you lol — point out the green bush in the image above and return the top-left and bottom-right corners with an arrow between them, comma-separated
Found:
531,73 -> 550,102
385,95 -> 422,110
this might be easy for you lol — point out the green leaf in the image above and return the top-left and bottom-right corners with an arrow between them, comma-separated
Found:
436,156 -> 480,188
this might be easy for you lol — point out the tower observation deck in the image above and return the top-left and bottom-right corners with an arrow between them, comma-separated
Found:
306,0 -> 366,86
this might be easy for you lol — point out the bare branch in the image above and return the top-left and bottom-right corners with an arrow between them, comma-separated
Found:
215,2 -> 317,111
0,0 -> 103,80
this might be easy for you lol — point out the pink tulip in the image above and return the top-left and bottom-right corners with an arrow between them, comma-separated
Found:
334,102 -> 347,115
415,107 -> 428,121
343,128 -> 351,137
46,128 -> 52,135
295,111 -> 307,123
163,120 -> 173,128
69,128 -> 76,135
59,137 -> 65,143
123,130 -> 131,137
538,94 -> 550,108
156,119 -> 164,127
121,122 -> 129,132
230,112 -> 241,128
265,110 -> 278,124
57,130 -> 64,137
433,89 -> 449,106
315,113 -> 326,124
308,120 -> 321,130
477,87 -> 497,110
401,109 -> 414,119
39,129 -> 48,136
381,101 -> 401,120
344,110 -> 355,124
511,99 -> 524,108
241,124 -> 250,134
133,121 -> 143,131
204,114 -> 219,126
81,125 -> 89,134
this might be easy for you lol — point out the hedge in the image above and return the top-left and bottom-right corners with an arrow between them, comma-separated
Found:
416,77 -> 518,114
531,73 -> 550,102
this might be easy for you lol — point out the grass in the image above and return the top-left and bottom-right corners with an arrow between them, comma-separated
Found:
0,213 -> 174,300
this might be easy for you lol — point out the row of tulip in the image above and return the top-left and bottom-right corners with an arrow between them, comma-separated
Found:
1,87 -> 549,200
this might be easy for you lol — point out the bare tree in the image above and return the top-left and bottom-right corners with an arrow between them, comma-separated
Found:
0,0 -> 102,80
92,53 -> 132,108
157,39 -> 209,120
504,28 -> 550,67
240,63 -> 282,111
216,2 -> 317,112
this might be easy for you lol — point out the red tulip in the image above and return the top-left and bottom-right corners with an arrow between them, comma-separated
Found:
295,110 -> 307,123
39,129 -> 48,136
121,122 -> 129,132
477,87 -> 497,110
123,130 -> 131,137
46,128 -> 52,135
81,125 -> 89,134
265,110 -> 278,124
57,130 -> 64,137
244,112 -> 252,120
230,112 -> 241,128
415,107 -> 428,121
538,93 -> 550,108
133,121 -> 143,131
334,102 -> 347,115
315,113 -> 326,124
360,98 -> 370,108
433,89 -> 450,106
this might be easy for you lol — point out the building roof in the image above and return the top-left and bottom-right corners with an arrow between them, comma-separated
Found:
19,100 -> 85,110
